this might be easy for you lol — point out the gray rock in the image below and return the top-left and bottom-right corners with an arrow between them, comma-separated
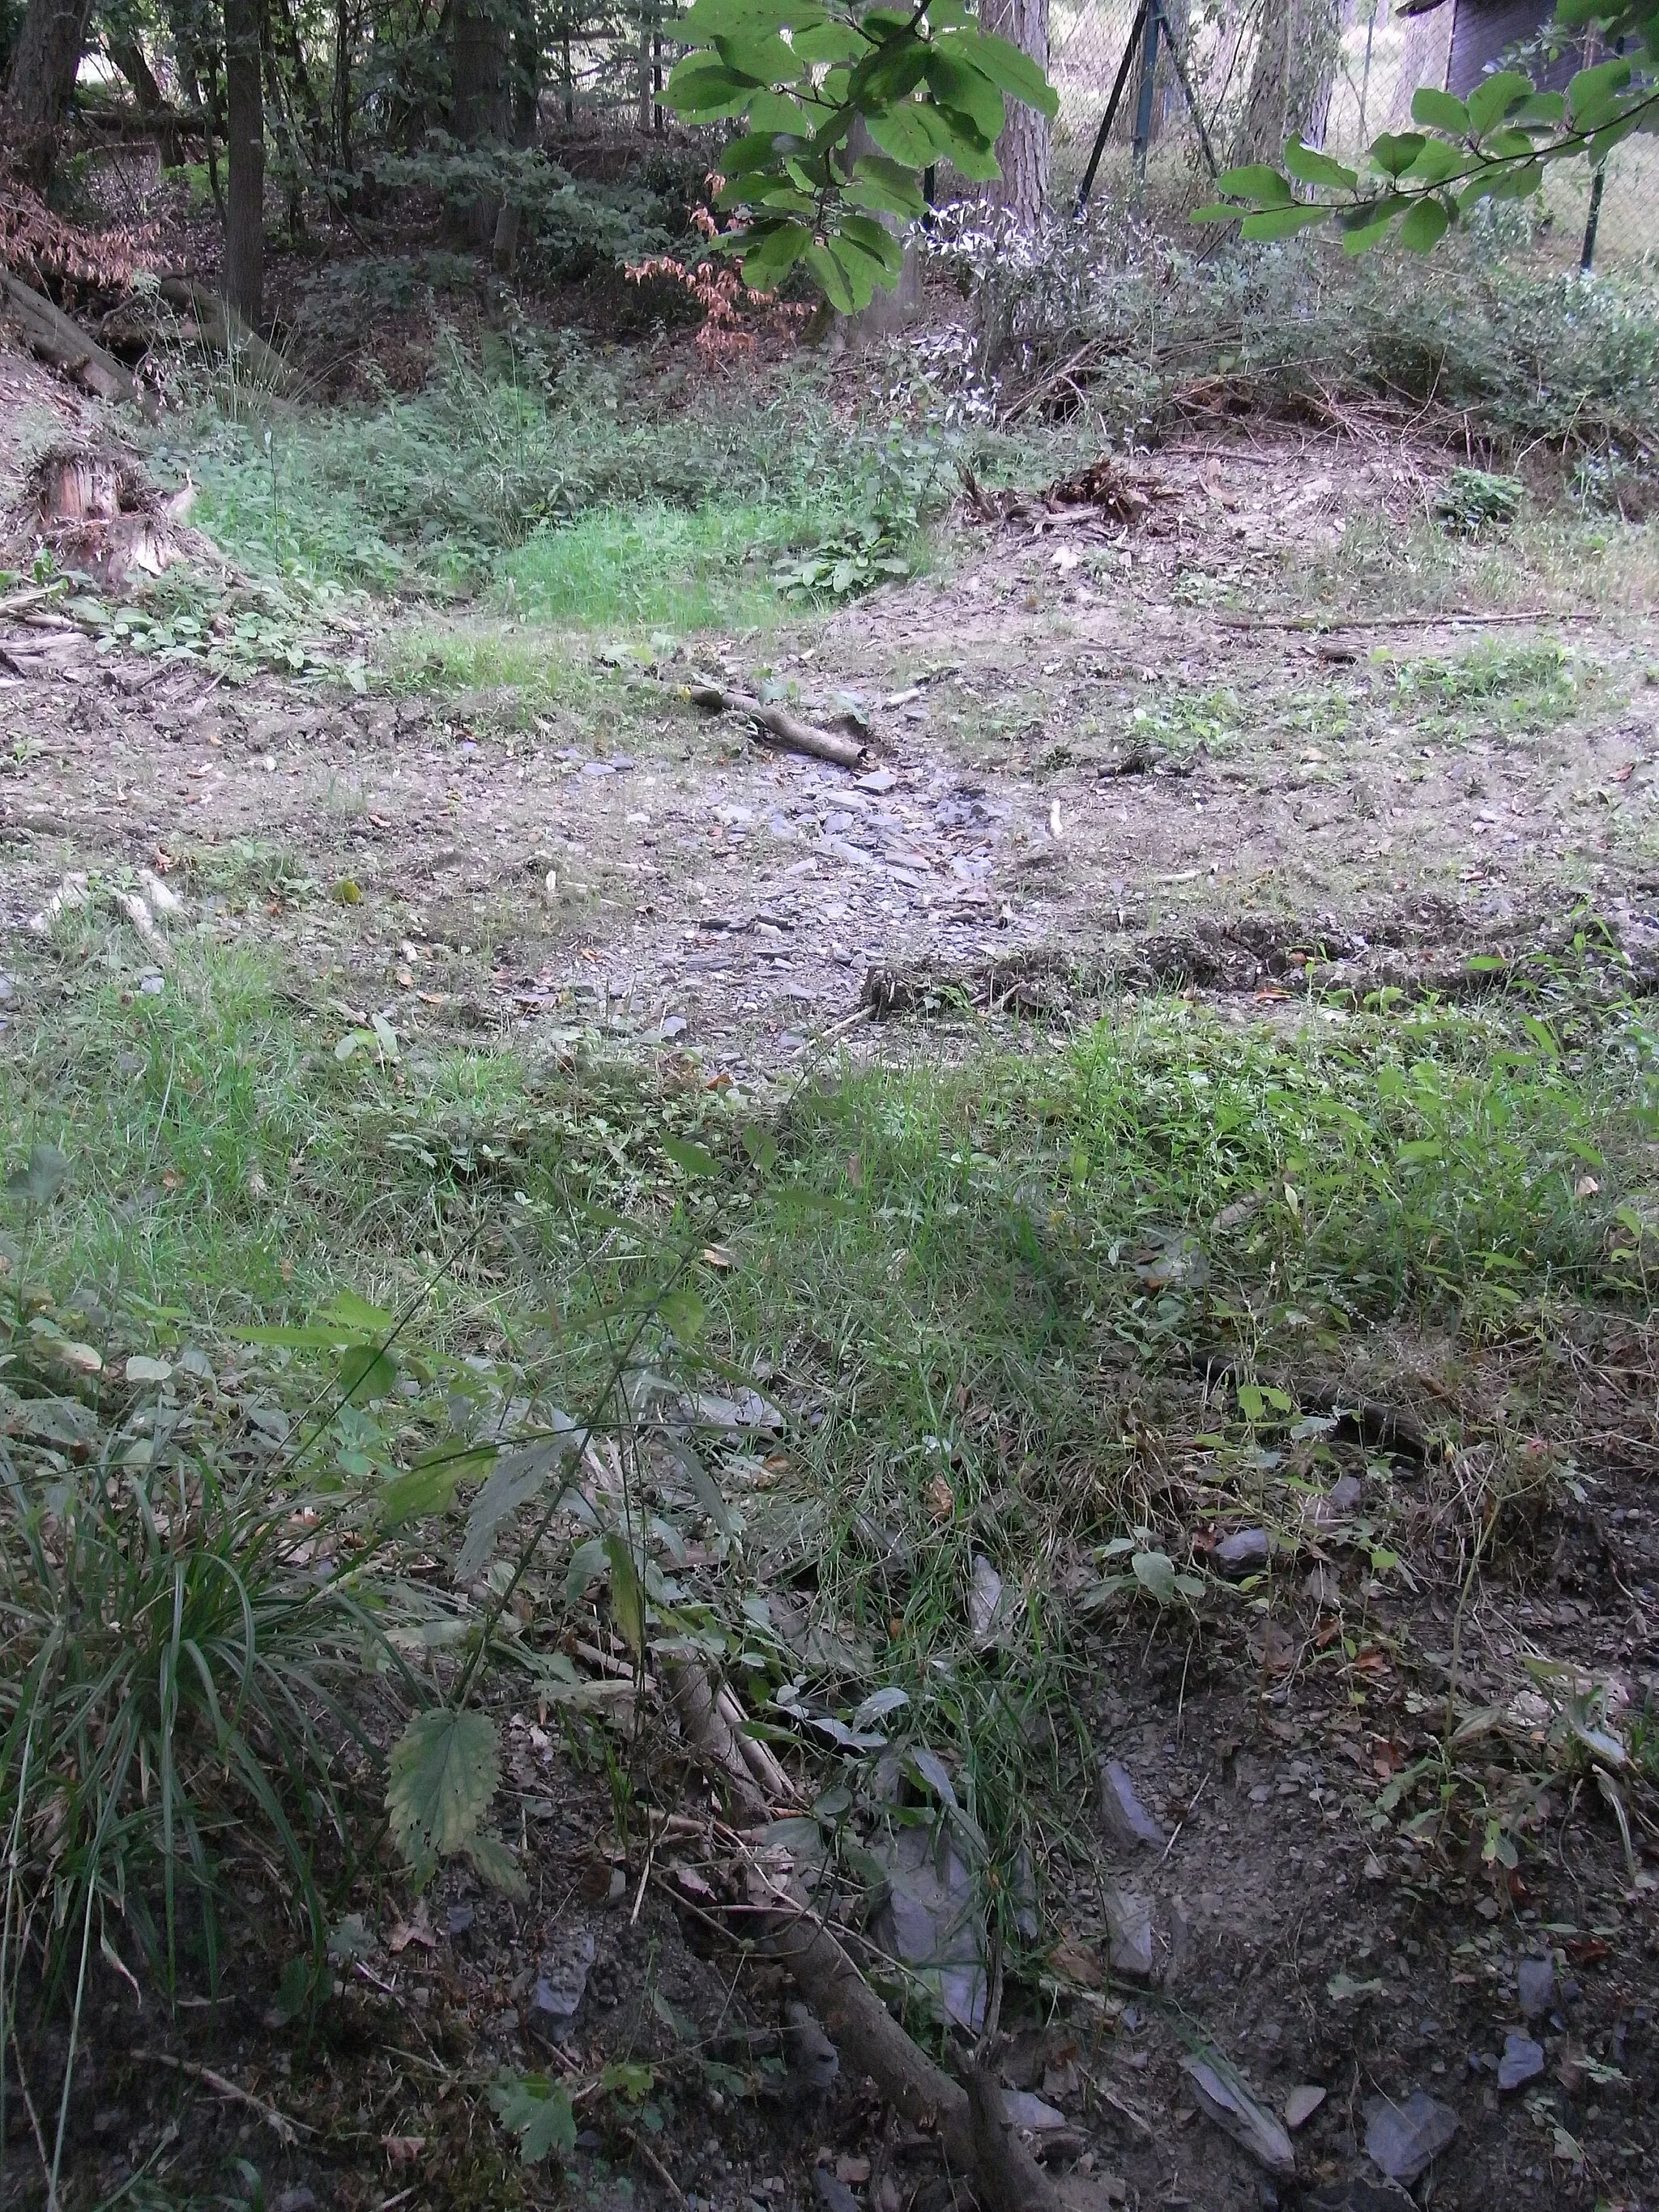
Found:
531,1927 -> 595,2031
1498,2031 -> 1545,2091
1216,1528 -> 1271,1574
1284,2084 -> 1326,2129
1516,1954 -> 1555,2022
858,769 -> 898,793
1099,1759 -> 1166,1853
870,1823 -> 987,2031
786,2000 -> 840,2092
275,2193 -> 318,2212
1310,1475 -> 1363,1524
446,1902 -> 475,1938
1181,2056 -> 1297,2180
1003,2089 -> 1067,2132
813,2173 -> 859,2212
1364,2088 -> 1459,2183
1103,1885 -> 1156,1981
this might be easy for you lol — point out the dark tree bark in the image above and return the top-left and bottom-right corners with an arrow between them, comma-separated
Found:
1237,0 -> 1341,160
334,0 -> 352,176
2,0 -> 96,189
106,28 -> 185,164
450,0 -> 508,246
223,0 -> 265,324
981,0 -> 1048,228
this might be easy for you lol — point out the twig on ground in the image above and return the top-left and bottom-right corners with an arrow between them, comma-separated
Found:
134,2051 -> 312,2145
684,680 -> 866,769
1218,608 -> 1593,633
623,2124 -> 691,2206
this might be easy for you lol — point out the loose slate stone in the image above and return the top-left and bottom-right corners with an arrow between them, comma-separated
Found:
1364,2088 -> 1459,2184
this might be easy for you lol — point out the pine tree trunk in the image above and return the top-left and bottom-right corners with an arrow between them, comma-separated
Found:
2,0 -> 95,189
980,0 -> 1048,228
224,0 -> 265,325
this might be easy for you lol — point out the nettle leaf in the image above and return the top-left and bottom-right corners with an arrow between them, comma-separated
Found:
386,1707 -> 501,1875
467,1829 -> 529,1899
456,1437 -> 569,1579
1410,86 -> 1469,133
1398,196 -> 1452,251
4,1144 -> 69,1206
1467,67 -> 1534,134
1214,162 -> 1294,206
488,2073 -> 578,2165
1283,135 -> 1358,190
940,28 -> 1059,117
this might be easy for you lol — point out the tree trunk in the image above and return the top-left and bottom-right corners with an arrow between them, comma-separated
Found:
223,0 -> 265,325
107,31 -> 182,164
980,0 -> 1048,228
450,0 -> 508,246
492,0 -> 538,270
1238,0 -> 1341,160
334,0 -> 352,175
2,0 -> 95,189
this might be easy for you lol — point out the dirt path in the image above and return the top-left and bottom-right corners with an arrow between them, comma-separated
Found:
6,424 -> 1658,1076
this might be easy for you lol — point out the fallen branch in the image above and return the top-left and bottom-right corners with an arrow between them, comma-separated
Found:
0,273 -> 134,403
744,1867 -> 1062,2212
1218,607 -> 1593,633
667,1664 -> 794,1818
134,2051 -> 312,2146
685,680 -> 866,769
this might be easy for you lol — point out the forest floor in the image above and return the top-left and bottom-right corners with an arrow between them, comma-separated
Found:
3,335 -> 1659,2212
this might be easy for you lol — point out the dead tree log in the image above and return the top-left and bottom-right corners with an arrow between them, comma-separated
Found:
0,272 -> 134,400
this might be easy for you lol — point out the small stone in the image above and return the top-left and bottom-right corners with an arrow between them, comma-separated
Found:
275,2193 -> 318,2212
530,1927 -> 595,2031
1216,1528 -> 1271,1574
813,2175 -> 859,2212
1497,2031 -> 1545,2091
786,2000 -> 839,2091
1517,1954 -> 1555,2021
1003,2090 -> 1068,2131
659,1014 -> 688,1038
858,769 -> 898,793
1309,1475 -> 1363,1524
1364,2087 -> 1459,2183
1284,2084 -> 1326,2129
1181,2056 -> 1297,2180
1099,1759 -> 1166,1853
446,1903 -> 475,1938
1102,1886 -> 1155,1981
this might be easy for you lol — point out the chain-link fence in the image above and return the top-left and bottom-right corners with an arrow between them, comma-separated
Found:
1051,0 -> 1655,266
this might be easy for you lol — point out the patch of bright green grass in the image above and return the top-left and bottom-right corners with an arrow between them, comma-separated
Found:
493,498 -> 820,632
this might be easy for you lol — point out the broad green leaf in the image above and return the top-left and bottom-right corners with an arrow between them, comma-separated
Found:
1214,162 -> 1294,206
1508,91 -> 1566,126
791,19 -> 867,63
1239,205 -> 1328,240
939,28 -> 1059,117
1190,200 -> 1241,224
662,1133 -> 719,1177
338,1342 -> 397,1404
1467,68 -> 1533,134
679,0 -> 822,32
386,1707 -> 500,1873
566,1533 -> 609,1603
714,31 -> 802,83
1398,196 -> 1451,252
488,2073 -> 578,2164
1410,87 -> 1469,133
922,49 -> 1005,140
467,1829 -> 529,1899
864,99 -> 948,167
722,127 -> 787,173
604,1530 -> 646,1654
1131,1549 -> 1179,1605
1589,113 -> 1644,163
923,104 -> 1000,179
238,1323 -> 360,1349
1370,131 -> 1427,177
4,1144 -> 68,1206
323,1290 -> 398,1334
855,39 -> 932,105
748,88 -> 815,130
455,1438 -> 569,1579
657,1285 -> 708,1340
804,237 -> 855,311
839,211 -> 906,275
379,1446 -> 493,1528
1283,135 -> 1358,190
847,153 -> 928,217
125,1354 -> 173,1384
664,58 -> 757,119
1402,136 -> 1473,183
